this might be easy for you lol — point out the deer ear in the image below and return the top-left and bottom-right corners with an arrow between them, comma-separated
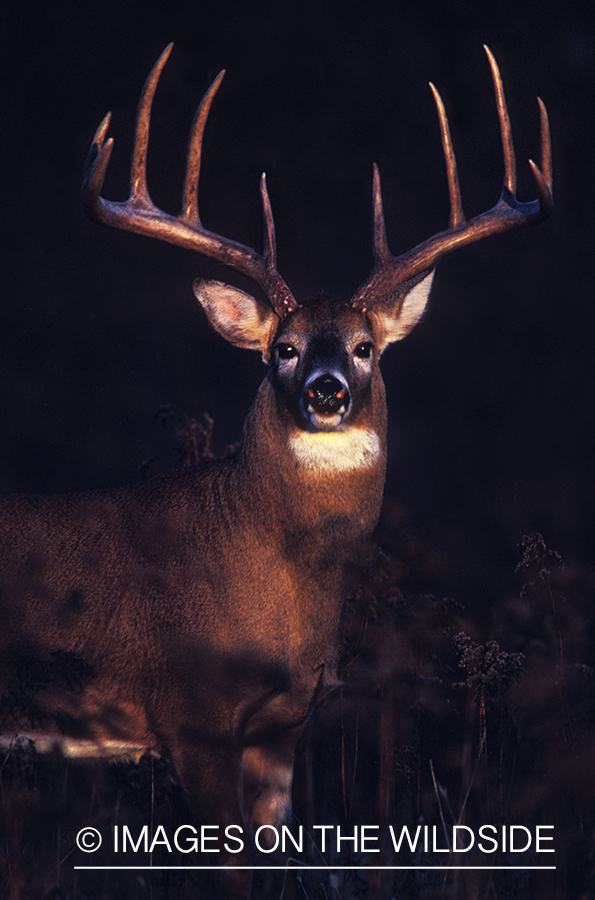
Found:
367,270 -> 434,355
193,279 -> 279,355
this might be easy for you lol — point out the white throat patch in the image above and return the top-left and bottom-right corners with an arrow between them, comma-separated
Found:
288,428 -> 382,472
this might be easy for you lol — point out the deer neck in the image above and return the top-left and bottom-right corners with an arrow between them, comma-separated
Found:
234,375 -> 387,542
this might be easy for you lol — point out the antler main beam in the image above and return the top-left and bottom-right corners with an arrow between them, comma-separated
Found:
82,44 -> 298,317
351,46 -> 553,311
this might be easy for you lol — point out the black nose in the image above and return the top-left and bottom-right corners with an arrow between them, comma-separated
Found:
305,375 -> 350,414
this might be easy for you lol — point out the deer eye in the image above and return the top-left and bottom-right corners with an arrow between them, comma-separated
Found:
354,342 -> 372,359
277,343 -> 298,360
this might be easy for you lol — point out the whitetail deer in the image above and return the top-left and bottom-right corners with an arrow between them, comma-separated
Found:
0,45 -> 551,897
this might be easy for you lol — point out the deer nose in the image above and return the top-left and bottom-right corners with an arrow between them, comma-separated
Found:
304,375 -> 351,415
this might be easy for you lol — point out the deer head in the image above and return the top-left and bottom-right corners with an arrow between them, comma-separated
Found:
82,45 -> 552,385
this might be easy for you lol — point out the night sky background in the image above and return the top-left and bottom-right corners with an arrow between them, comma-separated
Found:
0,0 -> 593,617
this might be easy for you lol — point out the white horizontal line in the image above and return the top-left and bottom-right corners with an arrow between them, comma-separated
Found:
75,865 -> 556,871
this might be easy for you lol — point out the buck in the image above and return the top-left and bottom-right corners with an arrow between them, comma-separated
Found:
0,46 -> 551,897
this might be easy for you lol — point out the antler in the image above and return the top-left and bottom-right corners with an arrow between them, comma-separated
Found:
82,44 -> 299,317
351,46 -> 553,311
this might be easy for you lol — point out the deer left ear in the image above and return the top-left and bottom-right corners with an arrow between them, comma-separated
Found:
193,279 -> 279,357
366,269 -> 434,355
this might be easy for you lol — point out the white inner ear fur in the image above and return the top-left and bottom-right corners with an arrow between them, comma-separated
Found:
372,270 -> 435,354
193,280 -> 278,355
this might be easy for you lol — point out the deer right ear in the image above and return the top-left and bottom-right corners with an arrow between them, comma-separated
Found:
366,270 -> 434,355
193,279 -> 279,357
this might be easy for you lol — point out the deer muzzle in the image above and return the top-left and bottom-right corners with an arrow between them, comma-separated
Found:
302,373 -> 351,430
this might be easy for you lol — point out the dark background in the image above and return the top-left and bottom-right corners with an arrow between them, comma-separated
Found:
0,0 -> 592,614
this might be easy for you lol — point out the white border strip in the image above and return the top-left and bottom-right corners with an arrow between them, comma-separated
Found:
75,865 -> 556,871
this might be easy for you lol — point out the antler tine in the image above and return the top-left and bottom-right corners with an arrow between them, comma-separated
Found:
429,82 -> 465,228
257,174 -> 300,314
351,47 -> 553,312
182,69 -> 226,224
131,44 -> 173,206
82,113 -> 114,219
372,164 -> 390,263
484,45 -> 517,195
83,47 -> 298,318
260,173 -> 277,267
534,96 -> 553,204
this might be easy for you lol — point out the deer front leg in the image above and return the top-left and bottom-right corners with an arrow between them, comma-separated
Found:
168,737 -> 253,900
242,723 -> 304,841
